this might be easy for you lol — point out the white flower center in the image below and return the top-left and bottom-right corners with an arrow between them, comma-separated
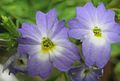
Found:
80,68 -> 91,78
89,26 -> 106,46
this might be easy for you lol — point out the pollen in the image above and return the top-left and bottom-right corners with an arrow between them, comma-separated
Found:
93,26 -> 102,37
41,37 -> 55,53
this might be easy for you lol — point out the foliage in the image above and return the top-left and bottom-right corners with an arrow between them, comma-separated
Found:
0,0 -> 120,81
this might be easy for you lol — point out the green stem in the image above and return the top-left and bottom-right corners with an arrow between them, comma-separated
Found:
63,72 -> 69,81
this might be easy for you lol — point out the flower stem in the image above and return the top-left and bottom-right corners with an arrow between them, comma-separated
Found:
63,72 -> 69,81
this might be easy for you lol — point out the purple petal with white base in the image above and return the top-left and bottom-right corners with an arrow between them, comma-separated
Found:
68,2 -> 120,68
28,54 -> 51,79
18,9 -> 80,78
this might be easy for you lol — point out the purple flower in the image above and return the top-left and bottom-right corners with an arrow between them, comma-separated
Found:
3,52 -> 28,74
68,2 -> 120,68
18,9 -> 80,78
68,65 -> 103,81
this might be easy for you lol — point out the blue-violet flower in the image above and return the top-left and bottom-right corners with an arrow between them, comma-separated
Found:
68,2 -> 120,68
18,9 -> 80,78
68,65 -> 103,81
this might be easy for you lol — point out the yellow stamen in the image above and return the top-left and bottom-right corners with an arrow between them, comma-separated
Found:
41,37 -> 55,53
93,26 -> 102,37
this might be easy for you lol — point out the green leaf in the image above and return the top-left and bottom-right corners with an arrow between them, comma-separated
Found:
102,0 -> 112,5
112,8 -> 120,22
0,33 -> 11,47
58,7 -> 76,21
46,69 -> 62,81
91,0 -> 101,6
111,43 -> 120,57
1,16 -> 20,38
114,62 -> 120,75
0,33 -> 17,50
0,16 -> 20,51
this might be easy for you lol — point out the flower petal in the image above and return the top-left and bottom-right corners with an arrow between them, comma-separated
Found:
82,39 -> 95,66
18,37 -> 40,45
68,29 -> 90,40
68,66 -> 84,81
96,3 -> 106,24
106,32 -> 120,43
76,7 -> 93,28
56,40 -> 80,60
47,9 -> 58,30
82,38 -> 110,68
99,10 -> 115,31
52,54 -> 73,71
77,2 -> 96,28
18,45 -> 40,56
84,73 -> 98,81
51,45 -> 79,71
36,9 -> 59,37
19,23 -> 41,41
68,66 -> 102,81
28,54 -> 51,78
49,20 -> 67,39
52,27 -> 69,41
36,11 -> 47,36
68,19 -> 85,29
102,10 -> 115,25
95,41 -> 111,68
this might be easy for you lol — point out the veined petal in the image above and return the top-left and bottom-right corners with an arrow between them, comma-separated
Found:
48,20 -> 65,39
52,27 -> 68,40
103,10 -> 115,24
95,43 -> 111,68
68,19 -> 86,29
104,24 -> 120,33
81,2 -> 96,27
55,40 -> 80,60
36,11 -> 47,36
96,3 -> 106,24
76,2 -> 97,28
51,49 -> 74,71
50,44 -> 80,71
28,54 -> 51,78
68,29 -> 90,40
82,39 -> 95,66
76,7 -> 93,28
36,9 -> 58,37
18,45 -> 40,56
47,9 -> 58,30
82,38 -> 110,68
106,32 -> 120,43
19,23 -> 41,41
99,10 -> 115,30
18,37 -> 40,45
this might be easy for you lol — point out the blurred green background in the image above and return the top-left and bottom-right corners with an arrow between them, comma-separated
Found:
0,0 -> 120,81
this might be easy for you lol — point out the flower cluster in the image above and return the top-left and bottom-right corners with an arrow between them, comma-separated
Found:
3,2 -> 120,81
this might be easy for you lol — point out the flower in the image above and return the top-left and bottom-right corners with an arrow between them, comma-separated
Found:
3,52 -> 28,74
0,64 -> 19,81
18,9 -> 80,78
68,65 -> 103,81
68,2 -> 120,68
